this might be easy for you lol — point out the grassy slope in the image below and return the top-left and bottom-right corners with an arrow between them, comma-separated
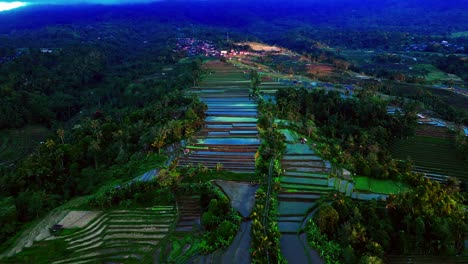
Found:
413,64 -> 461,82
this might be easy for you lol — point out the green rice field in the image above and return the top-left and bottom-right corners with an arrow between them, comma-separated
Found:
354,176 -> 410,194
390,135 -> 468,180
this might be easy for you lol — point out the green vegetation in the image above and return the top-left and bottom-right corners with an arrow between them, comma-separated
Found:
354,176 -> 410,195
249,69 -> 262,98
276,87 -> 417,179
163,234 -> 202,263
388,177 -> 467,255
250,100 -> 286,263
0,125 -> 52,166
390,135 -> 468,180
251,188 -> 285,264
0,2 -> 467,261
309,180 -> 467,263
200,184 -> 241,253
3,206 -> 177,264
2,239 -> 72,264
305,220 -> 342,264
0,56 -> 206,248
379,82 -> 468,124
451,31 -> 468,38
412,64 -> 456,82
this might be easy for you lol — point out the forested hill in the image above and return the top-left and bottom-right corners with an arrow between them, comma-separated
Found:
0,0 -> 467,35
0,20 -> 204,129
0,21 -> 208,249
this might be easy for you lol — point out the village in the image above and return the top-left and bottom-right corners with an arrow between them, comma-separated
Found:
174,38 -> 285,59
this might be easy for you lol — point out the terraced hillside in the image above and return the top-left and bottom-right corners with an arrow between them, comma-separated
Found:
48,206 -> 176,264
175,195 -> 201,232
390,127 -> 468,182
278,143 -> 332,264
387,254 -> 468,264
178,61 -> 259,173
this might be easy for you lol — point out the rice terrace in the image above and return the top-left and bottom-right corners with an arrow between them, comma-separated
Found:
0,1 -> 468,264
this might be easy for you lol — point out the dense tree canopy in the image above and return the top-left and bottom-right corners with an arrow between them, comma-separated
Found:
276,88 -> 417,178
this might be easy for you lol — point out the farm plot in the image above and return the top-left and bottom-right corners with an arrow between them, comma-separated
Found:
354,176 -> 410,195
178,61 -> 266,173
157,234 -> 202,263
45,207 -> 176,264
390,134 -> 468,181
175,195 -> 201,232
278,142 -> 332,263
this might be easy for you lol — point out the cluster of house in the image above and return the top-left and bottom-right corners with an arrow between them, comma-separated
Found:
175,38 -> 220,57
406,40 -> 465,53
0,56 -> 13,64
0,47 -> 59,64
0,48 -> 26,64
221,49 -> 256,58
174,38 -> 285,60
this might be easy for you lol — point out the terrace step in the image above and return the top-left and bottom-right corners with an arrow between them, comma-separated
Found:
203,132 -> 259,137
278,193 -> 321,201
50,208 -> 175,264
280,234 -> 323,264
283,167 -> 327,173
201,146 -> 259,151
281,183 -> 333,193
282,155 -> 323,161
277,216 -> 303,222
282,171 -> 329,178
189,151 -> 255,156
386,255 -> 468,264
278,221 -> 302,233
280,176 -> 328,186
278,201 -> 317,216
179,155 -> 255,160
177,162 -> 255,169
176,196 -> 201,232
282,160 -> 324,167
178,160 -> 255,166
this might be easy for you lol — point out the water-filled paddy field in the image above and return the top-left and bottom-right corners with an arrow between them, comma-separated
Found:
196,138 -> 260,145
177,61 -> 262,173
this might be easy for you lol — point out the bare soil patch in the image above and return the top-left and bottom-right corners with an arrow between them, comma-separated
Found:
58,211 -> 101,228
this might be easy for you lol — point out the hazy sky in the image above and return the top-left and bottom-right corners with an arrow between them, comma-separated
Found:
0,0 -> 161,11
8,0 -> 159,3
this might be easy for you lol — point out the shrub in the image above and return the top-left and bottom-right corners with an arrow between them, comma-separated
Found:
358,255 -> 384,264
306,220 -> 342,264
199,184 -> 240,254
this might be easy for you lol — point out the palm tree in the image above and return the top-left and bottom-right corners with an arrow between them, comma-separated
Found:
250,70 -> 261,98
